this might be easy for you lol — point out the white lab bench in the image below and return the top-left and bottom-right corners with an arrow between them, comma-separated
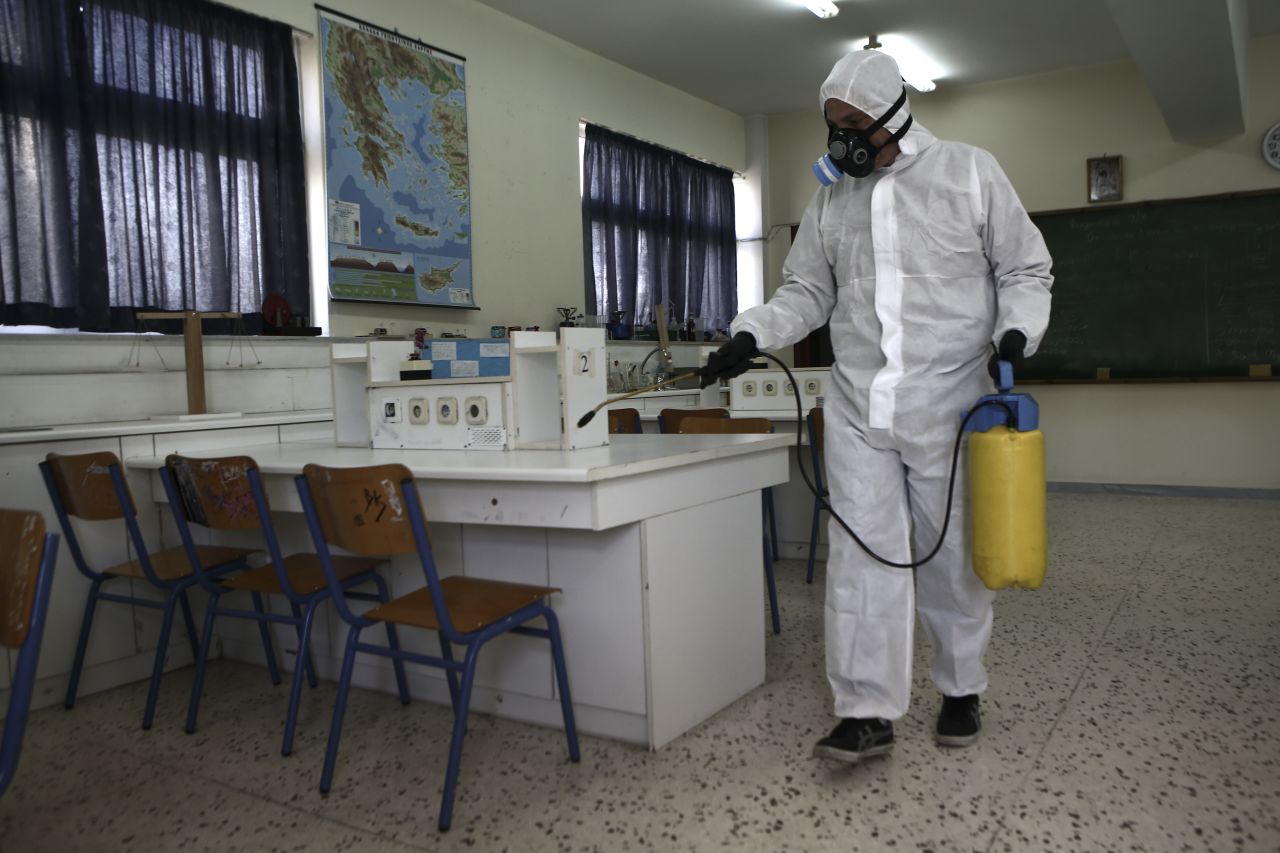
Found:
125,432 -> 791,749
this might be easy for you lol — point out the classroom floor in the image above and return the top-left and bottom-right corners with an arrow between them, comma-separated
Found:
0,492 -> 1277,852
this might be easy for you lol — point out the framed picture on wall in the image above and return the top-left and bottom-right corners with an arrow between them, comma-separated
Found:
1087,155 -> 1123,203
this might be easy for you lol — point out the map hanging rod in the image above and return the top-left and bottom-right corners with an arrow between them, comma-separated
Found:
314,5 -> 466,62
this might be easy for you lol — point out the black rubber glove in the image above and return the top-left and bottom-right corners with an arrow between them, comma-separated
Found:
987,330 -> 1027,382
700,331 -> 758,388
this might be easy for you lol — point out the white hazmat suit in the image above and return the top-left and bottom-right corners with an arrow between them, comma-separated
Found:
732,51 -> 1053,721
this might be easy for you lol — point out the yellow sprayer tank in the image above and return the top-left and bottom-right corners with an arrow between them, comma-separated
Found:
969,425 -> 1046,590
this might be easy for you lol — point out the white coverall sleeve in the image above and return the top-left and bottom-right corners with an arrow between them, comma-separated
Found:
977,151 -> 1054,356
731,191 -> 837,352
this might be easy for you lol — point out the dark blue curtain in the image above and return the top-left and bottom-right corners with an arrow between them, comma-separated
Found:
582,124 -> 737,335
0,0 -> 307,332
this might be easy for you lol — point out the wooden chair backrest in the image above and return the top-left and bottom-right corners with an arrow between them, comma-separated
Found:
0,509 -> 45,647
302,463 -> 420,556
165,455 -> 264,531
659,407 -> 728,434
44,451 -> 133,520
809,407 -> 824,452
678,417 -> 774,435
606,408 -> 642,434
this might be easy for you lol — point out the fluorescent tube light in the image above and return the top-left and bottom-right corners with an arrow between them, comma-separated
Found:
801,1 -> 839,19
865,34 -> 943,92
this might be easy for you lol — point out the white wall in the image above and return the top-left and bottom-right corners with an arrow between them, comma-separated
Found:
220,0 -> 745,339
0,336 -> 332,429
763,34 -> 1280,489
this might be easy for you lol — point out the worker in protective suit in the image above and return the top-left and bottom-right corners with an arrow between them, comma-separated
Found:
702,50 -> 1052,762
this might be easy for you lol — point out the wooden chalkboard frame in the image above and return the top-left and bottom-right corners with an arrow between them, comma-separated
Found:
1023,188 -> 1280,384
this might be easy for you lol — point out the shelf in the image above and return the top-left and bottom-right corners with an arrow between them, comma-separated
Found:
332,356 -> 369,364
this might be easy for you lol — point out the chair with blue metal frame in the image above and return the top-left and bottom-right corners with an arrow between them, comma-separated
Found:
661,407 -> 780,562
0,509 -> 58,796
676,416 -> 782,635
158,454 -> 409,755
606,407 -> 643,434
40,451 -> 260,729
657,406 -> 728,434
295,462 -> 580,831
805,407 -> 829,585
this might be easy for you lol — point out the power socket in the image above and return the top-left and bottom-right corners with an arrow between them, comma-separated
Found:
437,397 -> 458,425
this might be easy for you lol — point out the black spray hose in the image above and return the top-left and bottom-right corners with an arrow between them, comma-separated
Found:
755,351 -> 1014,570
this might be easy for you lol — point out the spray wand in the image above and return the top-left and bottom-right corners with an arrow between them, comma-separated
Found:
575,371 -> 703,428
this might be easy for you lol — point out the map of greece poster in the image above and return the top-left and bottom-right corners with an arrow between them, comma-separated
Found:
319,9 -> 474,308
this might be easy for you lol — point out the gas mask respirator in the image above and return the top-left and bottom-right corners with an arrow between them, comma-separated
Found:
812,86 -> 913,186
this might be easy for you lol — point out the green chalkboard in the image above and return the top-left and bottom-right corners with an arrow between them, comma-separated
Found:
1022,191 -> 1280,380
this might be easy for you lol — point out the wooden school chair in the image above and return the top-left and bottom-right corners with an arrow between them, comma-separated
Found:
0,510 -> 59,796
676,416 -> 782,635
805,407 -> 829,585
295,463 -> 580,832
40,451 -> 259,729
662,407 -> 781,562
657,407 -> 728,434
606,407 -> 643,434
158,454 -> 406,756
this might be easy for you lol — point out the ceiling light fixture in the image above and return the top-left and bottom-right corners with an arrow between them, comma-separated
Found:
800,0 -> 839,19
862,33 -> 942,92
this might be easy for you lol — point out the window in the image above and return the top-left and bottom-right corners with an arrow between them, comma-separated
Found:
0,0 -> 308,332
581,123 -> 737,336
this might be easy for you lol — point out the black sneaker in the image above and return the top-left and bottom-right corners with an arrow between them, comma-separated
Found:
812,717 -> 894,763
935,694 -> 981,747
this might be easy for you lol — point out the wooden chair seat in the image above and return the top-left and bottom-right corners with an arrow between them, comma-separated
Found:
365,576 -> 560,634
103,544 -> 257,581
222,553 -> 382,597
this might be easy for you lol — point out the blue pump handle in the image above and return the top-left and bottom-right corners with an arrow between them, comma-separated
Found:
964,359 -> 1039,433
997,360 -> 1013,392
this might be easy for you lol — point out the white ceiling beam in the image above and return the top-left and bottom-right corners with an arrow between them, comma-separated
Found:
1107,0 -> 1248,140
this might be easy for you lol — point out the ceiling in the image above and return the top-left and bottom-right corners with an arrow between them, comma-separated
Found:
472,0 -> 1280,121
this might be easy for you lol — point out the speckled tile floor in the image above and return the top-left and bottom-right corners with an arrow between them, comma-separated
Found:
1,493 -> 1277,852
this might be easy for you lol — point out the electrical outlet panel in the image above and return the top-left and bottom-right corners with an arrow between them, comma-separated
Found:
465,396 -> 488,425
730,368 -> 830,414
369,379 -> 511,451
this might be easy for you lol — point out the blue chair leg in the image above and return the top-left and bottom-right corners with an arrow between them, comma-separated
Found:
765,487 -> 779,562
764,553 -> 781,636
319,626 -> 362,794
438,631 -> 459,712
290,602 -> 319,688
438,649 -> 479,831
184,593 -> 221,734
806,497 -> 821,584
142,594 -> 182,730
178,588 -> 200,656
760,494 -> 781,635
251,592 -> 281,686
281,603 -> 320,756
64,579 -> 103,709
370,574 -> 410,705
544,609 -> 580,762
